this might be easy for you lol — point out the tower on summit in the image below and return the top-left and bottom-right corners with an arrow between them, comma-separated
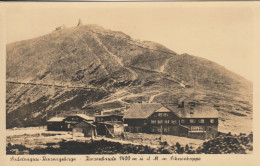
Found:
77,19 -> 83,26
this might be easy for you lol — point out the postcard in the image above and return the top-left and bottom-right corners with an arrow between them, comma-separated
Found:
1,1 -> 260,166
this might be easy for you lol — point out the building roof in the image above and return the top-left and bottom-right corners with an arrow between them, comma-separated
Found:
95,114 -> 123,118
188,131 -> 206,133
99,122 -> 123,127
73,121 -> 96,128
75,114 -> 95,121
47,117 -> 66,122
123,103 -> 164,119
167,105 -> 218,118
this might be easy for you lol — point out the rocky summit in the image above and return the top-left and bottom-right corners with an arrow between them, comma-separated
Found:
6,24 -> 252,133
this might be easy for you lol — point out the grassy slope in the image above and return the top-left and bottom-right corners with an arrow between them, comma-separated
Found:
6,25 -> 252,133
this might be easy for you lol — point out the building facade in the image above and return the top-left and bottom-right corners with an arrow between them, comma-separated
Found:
95,115 -> 123,123
47,117 -> 66,131
123,103 -> 219,140
94,114 -> 124,137
47,114 -> 94,131
72,121 -> 97,138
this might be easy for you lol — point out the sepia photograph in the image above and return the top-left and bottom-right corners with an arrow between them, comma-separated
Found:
1,1 -> 258,161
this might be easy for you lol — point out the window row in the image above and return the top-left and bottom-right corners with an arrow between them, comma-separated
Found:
150,119 -> 177,124
151,126 -> 178,133
153,113 -> 169,117
181,119 -> 215,124
128,126 -> 142,132
96,117 -> 119,122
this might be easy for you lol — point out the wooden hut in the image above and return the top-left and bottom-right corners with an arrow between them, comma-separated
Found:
72,121 -> 97,138
47,117 -> 66,131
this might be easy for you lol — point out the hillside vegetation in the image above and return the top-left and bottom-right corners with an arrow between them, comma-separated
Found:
6,24 -> 252,133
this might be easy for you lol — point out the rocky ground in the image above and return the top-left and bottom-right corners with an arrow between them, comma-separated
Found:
6,127 -> 253,154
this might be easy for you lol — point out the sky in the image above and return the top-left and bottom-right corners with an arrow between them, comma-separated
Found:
4,2 -> 256,81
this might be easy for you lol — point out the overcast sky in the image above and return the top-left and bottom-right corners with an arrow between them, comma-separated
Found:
4,2 -> 256,81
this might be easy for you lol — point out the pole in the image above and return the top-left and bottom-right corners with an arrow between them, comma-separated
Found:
160,124 -> 163,143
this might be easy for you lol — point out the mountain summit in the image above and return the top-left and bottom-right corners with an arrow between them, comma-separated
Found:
6,24 -> 252,133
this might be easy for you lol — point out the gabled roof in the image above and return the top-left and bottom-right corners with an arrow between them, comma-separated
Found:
73,121 -> 96,128
123,103 -> 164,119
167,105 -> 218,118
95,114 -> 123,118
47,117 -> 66,122
75,114 -> 95,121
155,106 -> 172,113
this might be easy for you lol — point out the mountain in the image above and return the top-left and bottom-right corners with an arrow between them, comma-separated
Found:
6,24 -> 252,133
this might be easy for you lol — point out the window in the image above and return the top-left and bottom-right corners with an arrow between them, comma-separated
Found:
190,119 -> 196,123
181,119 -> 185,123
163,127 -> 170,133
158,113 -> 163,117
157,120 -> 163,124
199,119 -> 205,123
129,127 -> 134,132
153,113 -> 157,117
96,118 -> 100,122
151,120 -> 156,124
157,127 -> 162,132
164,120 -> 170,124
135,127 -> 142,132
152,127 -> 156,132
163,113 -> 169,117
210,119 -> 215,123
171,120 -> 177,124
111,117 -> 117,121
191,126 -> 203,131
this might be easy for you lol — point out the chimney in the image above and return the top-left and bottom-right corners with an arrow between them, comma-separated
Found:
178,100 -> 185,108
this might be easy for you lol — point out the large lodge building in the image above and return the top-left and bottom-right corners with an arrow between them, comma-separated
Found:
124,102 -> 218,139
47,101 -> 218,140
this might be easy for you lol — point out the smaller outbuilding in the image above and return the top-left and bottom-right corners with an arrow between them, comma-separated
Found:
47,117 -> 66,131
95,122 -> 124,137
63,114 -> 95,131
47,114 -> 95,131
72,121 -> 97,138
95,114 -> 123,123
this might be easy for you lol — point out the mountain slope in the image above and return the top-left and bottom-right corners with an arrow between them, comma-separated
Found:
6,24 -> 252,133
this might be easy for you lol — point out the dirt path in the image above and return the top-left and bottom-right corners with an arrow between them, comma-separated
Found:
91,32 -> 138,81
159,56 -> 174,73
148,92 -> 165,103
